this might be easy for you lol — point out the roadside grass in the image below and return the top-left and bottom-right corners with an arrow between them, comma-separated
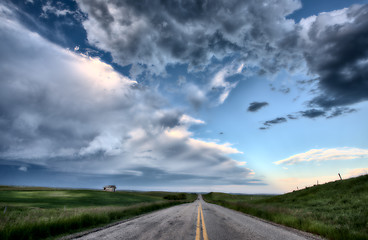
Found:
203,174 -> 368,240
0,187 -> 196,240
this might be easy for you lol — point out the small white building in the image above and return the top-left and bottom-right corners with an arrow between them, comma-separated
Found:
103,185 -> 116,192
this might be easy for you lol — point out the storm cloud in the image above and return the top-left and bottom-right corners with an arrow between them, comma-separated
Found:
260,117 -> 287,129
260,4 -> 368,129
77,0 -> 368,116
247,102 -> 269,112
260,106 -> 357,129
77,0 -> 302,74
327,107 -> 356,118
299,109 -> 325,118
0,4 -> 255,186
299,4 -> 368,109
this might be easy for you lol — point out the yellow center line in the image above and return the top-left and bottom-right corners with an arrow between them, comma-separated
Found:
195,201 -> 209,240
200,203 -> 209,240
196,203 -> 201,240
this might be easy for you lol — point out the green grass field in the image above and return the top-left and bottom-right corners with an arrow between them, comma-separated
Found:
0,187 -> 196,240
203,174 -> 368,240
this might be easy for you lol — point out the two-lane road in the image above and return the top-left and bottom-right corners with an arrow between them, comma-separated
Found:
73,195 -> 323,240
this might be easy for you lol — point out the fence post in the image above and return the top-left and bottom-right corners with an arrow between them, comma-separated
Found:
338,173 -> 342,180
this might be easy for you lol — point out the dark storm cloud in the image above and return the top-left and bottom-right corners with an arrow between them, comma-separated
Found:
287,114 -> 298,120
260,106 -> 357,129
299,109 -> 326,118
258,4 -> 368,130
247,102 -> 269,112
261,117 -> 287,129
301,4 -> 368,109
264,117 -> 287,126
78,0 -> 302,73
327,107 -> 356,118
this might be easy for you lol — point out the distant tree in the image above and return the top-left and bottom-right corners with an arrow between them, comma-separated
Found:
163,193 -> 187,200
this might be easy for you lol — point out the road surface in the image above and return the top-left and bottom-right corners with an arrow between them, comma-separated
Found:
72,195 -> 323,240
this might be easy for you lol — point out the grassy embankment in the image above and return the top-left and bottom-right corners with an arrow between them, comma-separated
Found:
203,174 -> 368,240
0,186 -> 196,239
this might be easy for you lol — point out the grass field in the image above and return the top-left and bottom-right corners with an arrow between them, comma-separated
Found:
0,186 -> 196,240
203,174 -> 368,240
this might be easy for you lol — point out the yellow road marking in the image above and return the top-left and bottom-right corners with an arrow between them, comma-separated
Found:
195,202 -> 209,240
196,204 -> 201,240
200,203 -> 209,240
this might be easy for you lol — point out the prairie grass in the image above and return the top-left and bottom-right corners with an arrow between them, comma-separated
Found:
203,174 -> 368,240
0,187 -> 196,239
0,189 -> 162,208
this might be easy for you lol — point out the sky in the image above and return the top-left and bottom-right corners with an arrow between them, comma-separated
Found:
0,0 -> 368,194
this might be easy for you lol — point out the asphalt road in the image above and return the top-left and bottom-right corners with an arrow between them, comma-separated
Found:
73,195 -> 323,240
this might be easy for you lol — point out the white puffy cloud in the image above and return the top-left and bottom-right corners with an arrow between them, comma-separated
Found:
18,166 -> 28,172
275,147 -> 368,165
179,115 -> 205,126
209,64 -> 241,105
41,1 -> 74,18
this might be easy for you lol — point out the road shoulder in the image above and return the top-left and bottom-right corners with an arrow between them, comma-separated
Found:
203,201 -> 326,240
